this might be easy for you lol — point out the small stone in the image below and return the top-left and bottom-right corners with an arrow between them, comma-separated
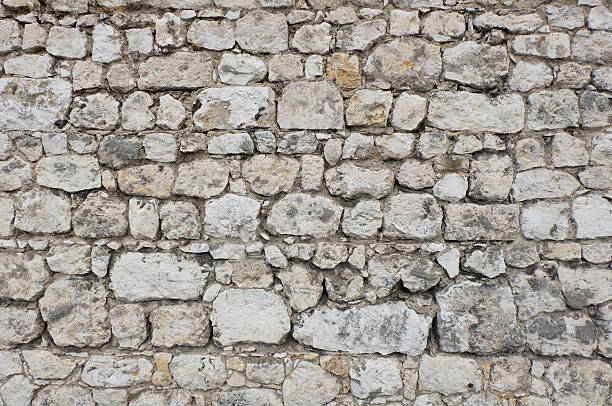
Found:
390,9 -> 419,36
246,359 -> 285,384
291,23 -> 332,54
218,53 -> 267,85
462,245 -> 506,278
122,91 -> 155,131
169,354 -> 226,390
128,390 -> 190,406
468,154 -> 513,202
117,164 -> 176,198
39,276 -> 110,347
545,359 -> 610,405
73,191 -> 128,238
160,201 -> 200,240
14,188 -> 71,234
22,350 -> 76,380
35,154 -> 100,192
422,11 -> 465,42
70,93 -> 120,130
0,197 -> 14,237
205,194 -> 260,241
173,159 -> 229,199
551,132 -> 588,167
266,193 -> 343,238
138,52 -> 213,90
21,23 -> 47,51
0,19 -> 21,54
126,27 -> 153,59
283,362 -> 339,406
211,289 -> 291,345
46,244 -> 91,275
474,11 -> 543,33
349,357 -> 402,399
278,263 -> 324,311
187,20 -> 234,50
588,6 -> 612,30
418,354 -> 482,396
277,132 -> 317,154
326,7 -> 357,25
268,54 -> 303,82
98,136 -> 142,169
39,133 -> 66,157
277,81 -> 344,130
235,11 -> 288,53
342,132 -> 374,159
346,89 -> 392,127
150,304 -> 210,348
230,258 -> 273,287
391,93 -> 427,131
312,242 -> 348,270
512,168 -> 579,201
92,389 -> 128,406
336,20 -> 385,51
383,193 -> 442,240
325,163 -> 394,199
144,133 -> 177,162
508,61 -> 553,92
591,133 -> 612,165
46,26 -> 87,59
397,160 -> 435,190
264,245 -> 287,269
526,312 -> 597,357
110,252 -> 211,301
254,131 -> 276,153
514,138 -> 545,171
580,90 -> 610,128
193,87 -> 275,130
215,389 -> 282,406
0,252 -> 48,300
436,248 -> 460,278
596,302 -> 612,358
554,62 -> 591,89
512,33 -> 570,59
107,63 -> 136,93
593,66 -> 612,91
546,5 -> 584,29
92,23 -> 122,63
433,173 -> 467,202
156,12 -> 186,48
326,52 -> 361,89
304,55 -> 323,79
300,155 -> 324,191
376,133 -> 415,160
109,304 -> 147,349
4,54 -> 54,78
0,307 -> 43,347
342,200 -> 382,238
521,202 -> 571,240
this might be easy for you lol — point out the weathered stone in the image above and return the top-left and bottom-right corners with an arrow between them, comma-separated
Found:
349,357 -> 402,399
173,159 -> 229,198
422,11 -> 465,42
390,93 -> 427,131
336,20 -> 386,51
4,54 -> 54,78
0,307 -> 43,347
433,173 -> 468,202
300,154 -> 324,191
92,23 -> 122,63
267,193 -> 343,237
573,194 -> 612,239
326,53 -> 361,89
121,91 -> 154,131
246,359 -> 285,384
126,27 -> 153,59
129,390 -> 191,406
268,54 -> 303,82
21,22 -> 46,51
160,201 -> 200,240
208,132 -> 254,155
596,302 -> 612,358
293,301 -> 432,355
382,193 -> 443,240
277,81 -> 344,130
82,356 -> 153,387
242,155 -> 299,196
512,168 -> 579,201
571,30 -> 612,65
526,312 -> 597,357
283,362 -> 339,406
551,132 -> 588,167
0,252 -> 48,301
46,27 -> 87,59
325,163 -> 394,200
211,289 -> 291,345
419,354 -> 482,396
593,66 -> 612,91
117,164 -> 175,198
218,53 -> 267,85
507,266 -> 566,321
557,263 -> 612,309
193,87 -> 275,130
35,154 -> 100,193
346,89 -> 392,127
156,95 -> 186,130
98,135 -> 142,169
468,154 -> 513,202
0,78 -> 72,131
390,9 -> 419,36
436,278 -> 525,353
369,254 -> 441,296
521,202 -> 571,240
0,19 -> 21,54
170,354 -> 226,390
341,133 -> 373,160
150,304 -> 210,348
291,23 -> 332,54
128,198 -> 159,239
364,38 -> 442,91
111,252 -> 210,301
428,91 -> 524,133
509,61 -> 553,92
397,159 -> 435,190
32,386 -> 94,406
462,245 -> 506,278
187,20 -> 234,50
0,375 -> 37,406
474,12 -> 543,33
70,93 -> 120,130
14,188 -> 71,234
580,90 -> 610,128
39,277 -> 110,347
444,203 -> 519,241
138,52 -> 213,90
22,350 -> 76,380
436,248 -> 460,278
278,263 -> 324,311
235,11 -> 288,53
512,33 -> 570,59
46,244 -> 91,275
73,191 -> 127,238
342,200 -> 382,238
109,304 -> 147,349
545,359 -> 611,406
527,90 -> 580,130
205,193 -> 260,241
215,389 -> 283,406
155,12 -> 185,48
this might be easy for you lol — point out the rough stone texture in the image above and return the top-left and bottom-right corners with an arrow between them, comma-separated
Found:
0,1 -> 610,402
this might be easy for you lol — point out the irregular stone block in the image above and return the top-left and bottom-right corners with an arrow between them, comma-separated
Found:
283,362 -> 339,406
511,168 -> 579,201
14,188 -> 71,234
382,193 -> 443,240
173,159 -> 229,199
325,163 -> 394,199
137,52 -> 213,90
0,307 -> 43,347
117,164 -> 176,198
277,81 -> 344,130
150,304 -> 210,348
35,154 -> 100,193
81,355 -> 153,387
0,252 -> 48,301
73,191 -> 128,238
526,313 -> 597,357
418,354 -> 482,396
557,263 -> 612,309
235,11 -> 288,54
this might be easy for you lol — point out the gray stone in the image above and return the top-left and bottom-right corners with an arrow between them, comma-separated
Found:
557,263 -> 612,309
433,173 -> 468,202
98,136 -> 142,169
527,90 -> 580,130
35,154 -> 100,192
126,27 -> 153,59
512,33 -> 570,59
571,30 -> 612,65
291,23 -> 332,54
489,356 -> 531,393
230,258 -> 274,288
376,133 -> 415,160
150,304 -> 210,347
521,202 -> 571,240
512,168 -> 579,201
128,390 -> 191,406
205,193 -> 260,241
300,154 -> 324,191
312,242 -> 348,270
0,375 -> 37,406
445,44 -> 506,86
342,200 -> 382,238
246,359 -> 285,385
121,91 -> 155,131
591,133 -> 612,165
468,154 -> 513,202
107,63 -> 136,93
111,252 -> 211,301
193,87 -> 275,130
547,5 -> 584,29
73,191 -> 128,238
156,95 -> 186,130
349,357 -> 402,399
46,27 -> 87,59
32,386 -> 94,406
0,78 -> 72,131
389,9 -> 419,36
82,355 -> 153,387
428,91 -> 524,134
364,38 -> 442,91
236,11 -> 288,53
473,12 -> 543,33
46,244 -> 91,275
22,350 -> 76,380
325,163 -> 394,199
266,193 -> 343,238
169,354 -> 226,390
208,132 -> 254,154
0,19 -> 21,54
173,159 -> 229,199
70,93 -> 120,130
436,278 -> 525,353
580,90 -> 610,128
324,267 -> 364,302
336,20 -> 386,51
3,54 -> 54,78
462,245 -> 506,278
268,54 -> 303,82
128,198 -> 159,239
138,52 -> 213,90
215,389 -> 283,406
109,304 -> 147,349
277,81 -> 344,130
382,193 -> 443,240
419,354 -> 482,396
507,265 -> 566,321
526,312 -> 597,357
342,133 -> 374,159
444,203 -> 519,241
555,62 -> 591,89
14,188 -> 71,234
211,288 -> 291,345
0,197 -> 14,237
283,362 -> 339,406
117,164 -> 176,198
545,359 -> 611,406
397,160 -> 435,190
187,20 -> 234,50
551,132 -> 588,167
293,301 -> 432,355
218,53 -> 267,85
143,132 -> 177,162
160,201 -> 200,240
596,302 -> 612,358
39,276 -> 110,347
277,263 -> 324,311
0,252 -> 48,301
0,307 -> 43,347
593,67 -> 612,91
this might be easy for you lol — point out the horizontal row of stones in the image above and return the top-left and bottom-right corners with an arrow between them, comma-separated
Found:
1,249 -> 610,356
0,349 -> 610,406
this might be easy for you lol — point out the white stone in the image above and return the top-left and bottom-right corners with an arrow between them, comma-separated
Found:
14,188 -> 71,233
342,200 -> 382,238
436,248 -> 460,278
508,61 -> 553,92
46,27 -> 87,59
3,54 -> 54,78
325,163 -> 394,199
122,91 -> 155,131
291,23 -> 332,54
35,154 -> 100,192
383,193 -> 443,240
0,375 -> 37,406
277,81 -> 344,130
512,33 -> 570,59
391,93 -> 427,131
511,168 -> 580,201
0,252 -> 48,301
187,20 -> 235,50
235,11 -> 288,53
349,357 -> 403,399
22,350 -> 76,380
527,90 -> 580,130
277,263 -> 324,311
156,95 -> 186,130
92,23 -> 122,63
208,132 -> 254,155
70,93 -> 120,130
336,20 -> 386,51
170,354 -> 226,390
418,354 -> 482,396
155,12 -> 186,48
173,159 -> 229,199
521,202 -> 571,240
283,362 -> 339,406
46,244 -> 91,275
433,173 -> 467,202
205,193 -> 261,241
218,53 -> 267,85
126,28 -> 153,59
81,356 -> 153,388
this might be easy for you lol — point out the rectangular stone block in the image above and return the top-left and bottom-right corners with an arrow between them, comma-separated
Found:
444,203 -> 520,241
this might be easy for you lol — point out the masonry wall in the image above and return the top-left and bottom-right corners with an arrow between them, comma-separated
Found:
0,0 -> 611,405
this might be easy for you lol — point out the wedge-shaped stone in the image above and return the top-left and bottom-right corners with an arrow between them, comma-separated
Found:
444,204 -> 519,241
81,356 -> 153,388
436,278 -> 525,353
526,313 -> 597,357
193,86 -> 275,130
110,252 -> 211,301
473,12 -> 543,33
35,154 -> 101,192
0,78 -> 72,131
428,91 -> 524,133
0,252 -> 49,301
266,193 -> 343,238
382,193 -> 443,240
293,301 -> 432,355
137,52 -> 213,90
511,168 -> 579,201
277,81 -> 344,130
325,163 -> 394,199
211,289 -> 291,345
557,263 -> 612,309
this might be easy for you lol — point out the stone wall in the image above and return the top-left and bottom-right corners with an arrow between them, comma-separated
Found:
0,0 -> 611,405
